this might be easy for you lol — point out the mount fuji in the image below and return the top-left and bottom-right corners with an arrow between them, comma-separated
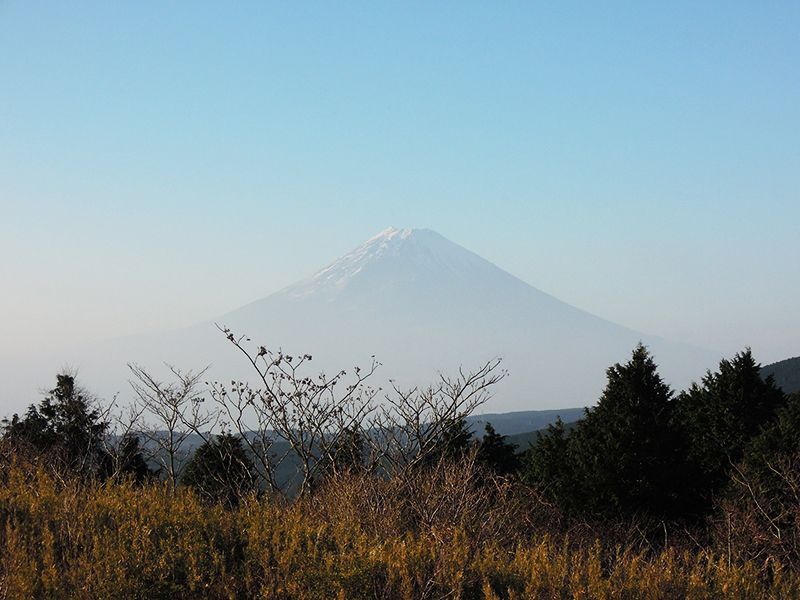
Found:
13,227 -> 719,412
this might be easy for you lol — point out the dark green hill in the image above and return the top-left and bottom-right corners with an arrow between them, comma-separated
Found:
466,408 -> 585,437
762,356 -> 800,394
506,420 -> 580,450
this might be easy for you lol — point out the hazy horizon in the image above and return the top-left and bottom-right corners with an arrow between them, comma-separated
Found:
2,3 -> 798,409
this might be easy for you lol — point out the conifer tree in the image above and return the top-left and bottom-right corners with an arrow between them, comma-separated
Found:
182,433 -> 255,506
2,373 -> 110,477
718,392 -> 800,563
327,426 -> 366,475
113,433 -> 154,483
675,349 -> 786,509
744,391 -> 800,467
523,417 -> 574,505
567,344 -> 683,517
424,416 -> 473,466
477,423 -> 519,476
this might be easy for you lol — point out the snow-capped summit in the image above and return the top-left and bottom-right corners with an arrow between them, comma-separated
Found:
365,226 -> 414,243
275,226 -> 555,310
295,226 -> 424,297
215,228 -> 718,408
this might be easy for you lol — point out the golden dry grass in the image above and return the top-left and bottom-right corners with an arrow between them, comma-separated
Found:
0,465 -> 797,599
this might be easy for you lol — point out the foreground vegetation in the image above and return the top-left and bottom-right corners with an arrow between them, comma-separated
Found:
1,456 -> 799,599
2,333 -> 799,598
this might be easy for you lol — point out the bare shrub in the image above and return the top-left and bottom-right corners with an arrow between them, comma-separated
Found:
713,452 -> 800,569
206,326 -> 505,498
128,364 -> 214,491
367,360 -> 506,476
307,449 -> 558,549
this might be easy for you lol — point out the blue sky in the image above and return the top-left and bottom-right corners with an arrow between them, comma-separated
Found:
1,2 -> 798,365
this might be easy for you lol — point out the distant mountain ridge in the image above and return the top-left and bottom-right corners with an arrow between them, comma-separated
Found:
762,356 -> 800,394
466,408 -> 586,437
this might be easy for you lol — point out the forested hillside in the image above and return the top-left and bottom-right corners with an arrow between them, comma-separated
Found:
763,356 -> 800,394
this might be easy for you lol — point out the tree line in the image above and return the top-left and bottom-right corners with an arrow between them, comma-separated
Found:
1,327 -> 515,504
2,332 -> 799,565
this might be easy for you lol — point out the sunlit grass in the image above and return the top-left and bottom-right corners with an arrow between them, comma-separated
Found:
0,465 -> 796,599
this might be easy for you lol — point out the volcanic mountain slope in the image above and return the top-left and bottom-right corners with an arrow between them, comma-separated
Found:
28,227 -> 719,412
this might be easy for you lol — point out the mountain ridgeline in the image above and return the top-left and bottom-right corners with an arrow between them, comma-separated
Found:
24,227 -> 721,412
762,356 -> 800,395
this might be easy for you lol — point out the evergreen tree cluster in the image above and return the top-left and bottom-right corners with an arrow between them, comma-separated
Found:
523,345 -> 797,522
422,417 -> 521,476
1,374 -> 151,482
